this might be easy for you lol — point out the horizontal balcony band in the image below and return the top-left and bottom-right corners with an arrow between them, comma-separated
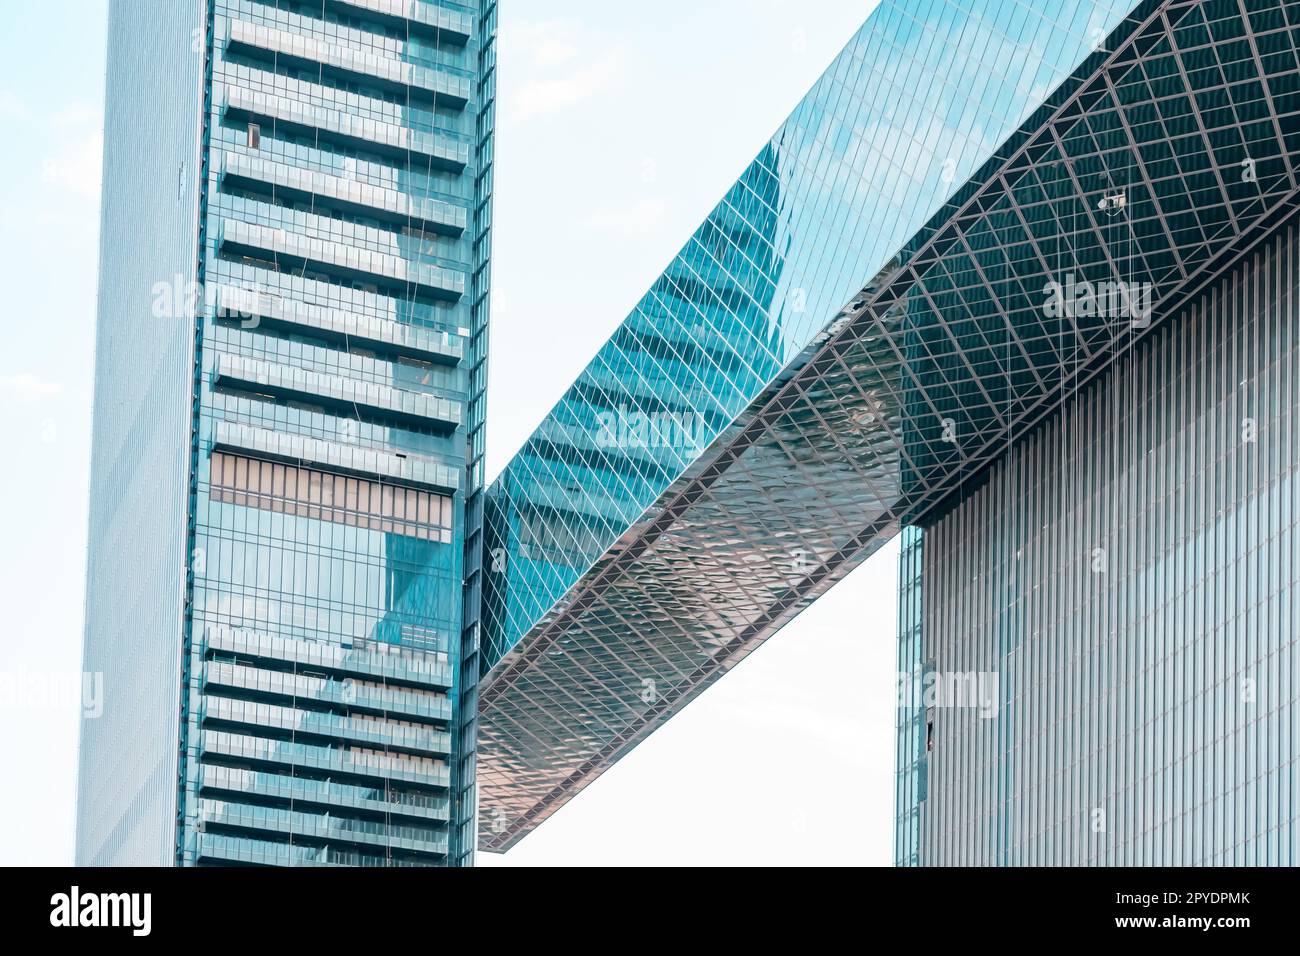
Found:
213,421 -> 460,493
218,217 -> 465,301
223,84 -> 469,169
213,352 -> 462,431
210,260 -> 473,345
200,729 -> 451,790
194,832 -> 437,867
212,280 -> 465,364
198,799 -> 449,857
201,694 -> 452,757
205,624 -> 455,690
227,19 -> 471,107
199,763 -> 451,823
203,659 -> 453,724
222,151 -> 467,237
195,832 -> 342,866
320,0 -> 472,44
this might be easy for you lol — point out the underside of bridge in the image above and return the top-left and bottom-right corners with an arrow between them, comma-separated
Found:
476,0 -> 1300,851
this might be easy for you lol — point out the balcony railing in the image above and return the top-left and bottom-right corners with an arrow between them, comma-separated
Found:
223,83 -> 469,168
213,420 -> 460,492
203,658 -> 453,724
199,763 -> 451,822
213,352 -> 462,430
200,729 -> 452,789
228,19 -> 471,106
222,150 -> 467,236
205,624 -> 455,690
218,217 -> 466,301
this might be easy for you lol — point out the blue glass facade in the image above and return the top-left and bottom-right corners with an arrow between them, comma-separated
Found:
481,0 -> 1138,670
475,0 -> 1144,850
477,0 -> 1300,856
79,0 -> 494,866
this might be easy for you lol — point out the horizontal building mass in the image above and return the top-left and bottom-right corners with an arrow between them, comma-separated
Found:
477,0 -> 1300,854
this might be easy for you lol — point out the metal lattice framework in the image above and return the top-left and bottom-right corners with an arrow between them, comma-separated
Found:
477,0 -> 1300,851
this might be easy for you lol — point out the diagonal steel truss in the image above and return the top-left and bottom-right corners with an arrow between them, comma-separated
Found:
477,0 -> 1300,852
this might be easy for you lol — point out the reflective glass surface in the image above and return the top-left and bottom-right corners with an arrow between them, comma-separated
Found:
482,0 -> 1140,670
478,0 -> 1300,851
80,0 -> 495,867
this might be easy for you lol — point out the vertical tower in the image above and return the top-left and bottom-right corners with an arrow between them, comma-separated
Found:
77,0 -> 495,867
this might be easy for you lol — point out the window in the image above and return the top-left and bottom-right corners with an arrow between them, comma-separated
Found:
248,122 -> 260,150
209,451 -> 452,542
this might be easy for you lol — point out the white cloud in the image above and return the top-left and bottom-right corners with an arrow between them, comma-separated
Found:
509,52 -> 623,123
41,132 -> 103,201
0,90 -> 26,120
584,198 -> 667,239
499,20 -> 625,123
51,102 -> 101,129
0,373 -> 62,404
503,20 -> 579,68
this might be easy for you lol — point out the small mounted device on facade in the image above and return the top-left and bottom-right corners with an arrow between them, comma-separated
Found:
1097,191 -> 1126,215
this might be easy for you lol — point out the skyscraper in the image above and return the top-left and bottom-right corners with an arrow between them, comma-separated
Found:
77,0 -> 495,867
79,0 -> 1300,868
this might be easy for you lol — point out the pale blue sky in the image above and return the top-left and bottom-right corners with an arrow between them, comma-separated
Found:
0,0 -> 899,866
